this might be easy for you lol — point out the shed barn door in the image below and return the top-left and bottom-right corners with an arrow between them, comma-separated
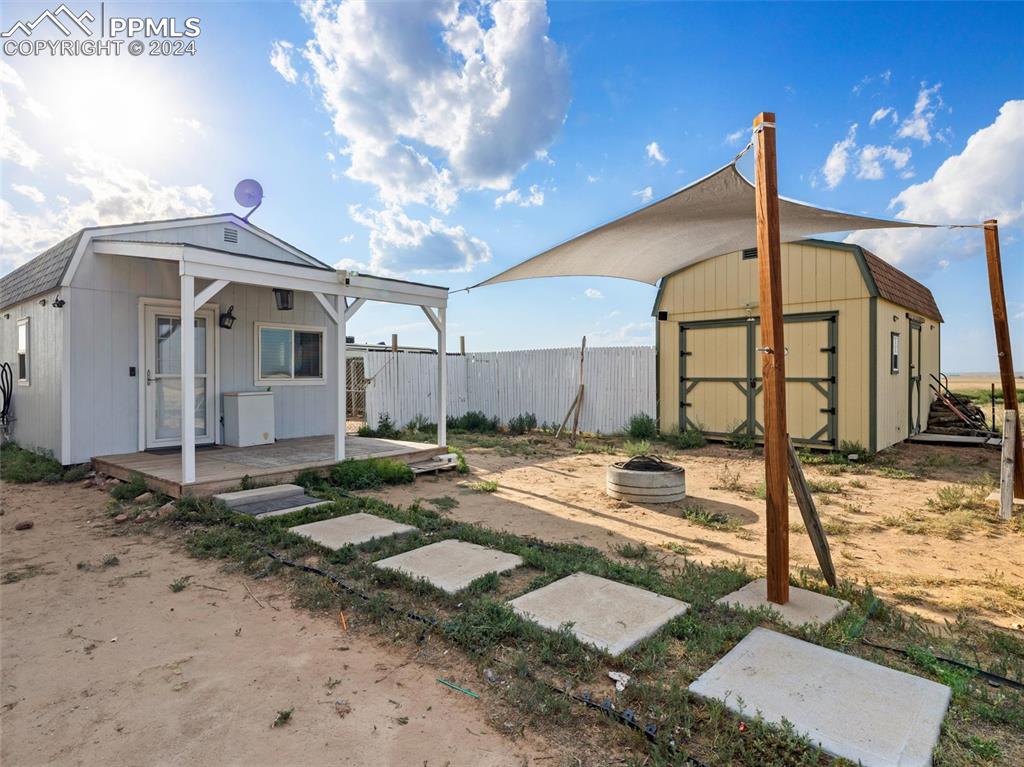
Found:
680,313 -> 837,448
679,319 -> 754,439
753,313 -> 837,448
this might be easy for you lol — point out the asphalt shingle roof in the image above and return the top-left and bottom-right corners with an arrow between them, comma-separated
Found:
0,231 -> 83,310
861,249 -> 943,322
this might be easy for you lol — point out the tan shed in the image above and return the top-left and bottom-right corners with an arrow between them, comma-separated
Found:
654,239 -> 943,452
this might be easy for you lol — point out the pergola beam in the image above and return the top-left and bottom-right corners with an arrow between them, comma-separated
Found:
754,111 -> 790,605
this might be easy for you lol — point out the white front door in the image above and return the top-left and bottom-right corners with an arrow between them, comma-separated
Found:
144,305 -> 216,449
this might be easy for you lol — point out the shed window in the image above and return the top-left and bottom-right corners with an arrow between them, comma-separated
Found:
16,318 -> 29,385
256,323 -> 324,385
741,247 -> 758,260
890,332 -> 900,374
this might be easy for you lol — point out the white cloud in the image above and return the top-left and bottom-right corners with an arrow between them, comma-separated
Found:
494,184 -> 544,209
869,107 -> 897,126
821,124 -> 857,189
584,288 -> 603,299
0,91 -> 40,169
724,127 -> 747,146
22,96 -> 50,119
11,184 -> 44,203
174,116 -> 204,137
645,141 -> 668,164
847,100 -> 1024,275
1,148 -> 214,274
856,144 -> 912,180
339,233 -> 354,243
898,82 -> 943,144
0,60 -> 24,89
586,174 -> 599,184
301,0 -> 570,204
345,204 -> 491,275
590,321 -> 653,346
270,40 -> 299,84
632,186 -> 653,203
325,151 -> 336,162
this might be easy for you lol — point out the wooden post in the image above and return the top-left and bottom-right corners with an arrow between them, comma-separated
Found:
391,333 -> 399,353
787,438 -> 836,587
984,220 -> 1024,497
1000,410 -> 1017,521
459,335 -> 466,356
754,111 -> 789,605
571,336 -> 587,441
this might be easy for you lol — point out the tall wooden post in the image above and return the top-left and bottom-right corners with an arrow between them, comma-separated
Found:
754,112 -> 789,604
984,220 -> 1024,498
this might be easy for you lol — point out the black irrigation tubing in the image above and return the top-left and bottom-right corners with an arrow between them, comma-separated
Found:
848,596 -> 1024,692
261,549 -> 438,628
261,547 -> 716,764
859,638 -> 1024,693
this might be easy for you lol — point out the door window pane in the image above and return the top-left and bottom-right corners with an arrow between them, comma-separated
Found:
294,331 -> 322,378
194,318 -> 207,375
155,317 -> 181,374
153,378 -> 208,440
260,327 -> 293,379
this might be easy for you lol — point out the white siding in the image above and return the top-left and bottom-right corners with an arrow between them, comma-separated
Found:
363,346 -> 656,435
66,254 -> 339,463
0,296 -> 63,458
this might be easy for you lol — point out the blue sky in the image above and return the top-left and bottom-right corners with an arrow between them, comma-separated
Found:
1,1 -> 1021,371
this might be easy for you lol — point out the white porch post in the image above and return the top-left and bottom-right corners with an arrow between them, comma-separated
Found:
180,273 -> 196,484
335,297 -> 347,461
437,307 -> 447,448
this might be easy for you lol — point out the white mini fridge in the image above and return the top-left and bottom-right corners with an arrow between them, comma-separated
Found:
223,391 -> 275,447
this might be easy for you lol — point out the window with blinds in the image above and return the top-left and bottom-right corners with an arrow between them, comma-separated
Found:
256,324 -> 325,384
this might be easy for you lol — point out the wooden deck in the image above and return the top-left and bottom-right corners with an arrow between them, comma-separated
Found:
93,435 -> 447,498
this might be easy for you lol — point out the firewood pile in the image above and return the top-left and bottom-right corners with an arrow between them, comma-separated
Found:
926,387 -> 994,436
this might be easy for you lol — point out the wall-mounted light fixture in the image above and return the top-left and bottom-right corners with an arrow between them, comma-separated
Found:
272,288 -> 294,311
39,298 -> 47,307
219,305 -> 237,330
52,294 -> 65,308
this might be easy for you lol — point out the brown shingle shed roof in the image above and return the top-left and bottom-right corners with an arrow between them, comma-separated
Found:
861,248 -> 943,322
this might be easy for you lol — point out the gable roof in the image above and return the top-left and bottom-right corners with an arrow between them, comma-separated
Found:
0,231 -> 83,310
860,248 -> 943,322
0,213 -> 335,310
651,238 -> 942,322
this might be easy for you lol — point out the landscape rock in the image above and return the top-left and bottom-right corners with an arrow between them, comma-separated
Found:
14,520 -> 34,531
156,502 -> 176,518
134,492 -> 153,504
80,479 -> 94,489
114,514 -> 129,524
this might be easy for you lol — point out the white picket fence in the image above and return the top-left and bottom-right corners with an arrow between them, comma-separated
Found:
360,345 -> 656,435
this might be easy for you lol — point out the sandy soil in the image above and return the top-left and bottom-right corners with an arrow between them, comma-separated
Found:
0,482 -> 557,767
381,439 -> 1024,629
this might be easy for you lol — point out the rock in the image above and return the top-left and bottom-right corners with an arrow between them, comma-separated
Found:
134,492 -> 153,504
483,668 -> 499,685
134,514 -> 147,524
107,478 -> 122,486
81,479 -> 95,489
156,502 -> 176,518
114,514 -> 129,524
14,520 -> 34,531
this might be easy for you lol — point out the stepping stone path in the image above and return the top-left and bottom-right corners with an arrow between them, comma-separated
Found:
508,572 -> 690,657
716,577 -> 850,627
373,539 -> 523,594
290,513 -> 418,550
688,627 -> 951,767
214,484 -> 329,518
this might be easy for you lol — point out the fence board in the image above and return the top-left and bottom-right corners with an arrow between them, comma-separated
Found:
362,346 -> 656,434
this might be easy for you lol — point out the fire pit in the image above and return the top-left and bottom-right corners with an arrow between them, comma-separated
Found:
606,455 -> 686,504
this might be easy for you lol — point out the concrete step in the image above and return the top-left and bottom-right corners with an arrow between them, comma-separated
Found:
408,454 -> 458,475
214,483 -> 307,509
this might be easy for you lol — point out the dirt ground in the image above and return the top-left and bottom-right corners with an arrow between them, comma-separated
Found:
382,438 -> 1024,630
0,482 -> 559,767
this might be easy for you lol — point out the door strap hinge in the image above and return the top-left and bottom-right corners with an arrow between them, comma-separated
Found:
820,346 -> 836,353
820,407 -> 836,414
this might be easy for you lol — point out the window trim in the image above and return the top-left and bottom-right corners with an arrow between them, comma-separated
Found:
16,317 -> 29,386
890,331 -> 900,374
254,322 -> 326,386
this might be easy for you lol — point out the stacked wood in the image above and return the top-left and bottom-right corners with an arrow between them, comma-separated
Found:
926,387 -> 994,436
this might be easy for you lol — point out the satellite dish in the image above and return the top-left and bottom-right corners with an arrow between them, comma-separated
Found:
233,178 -> 264,220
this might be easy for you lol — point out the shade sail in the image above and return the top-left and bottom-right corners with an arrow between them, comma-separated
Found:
473,163 -> 930,287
